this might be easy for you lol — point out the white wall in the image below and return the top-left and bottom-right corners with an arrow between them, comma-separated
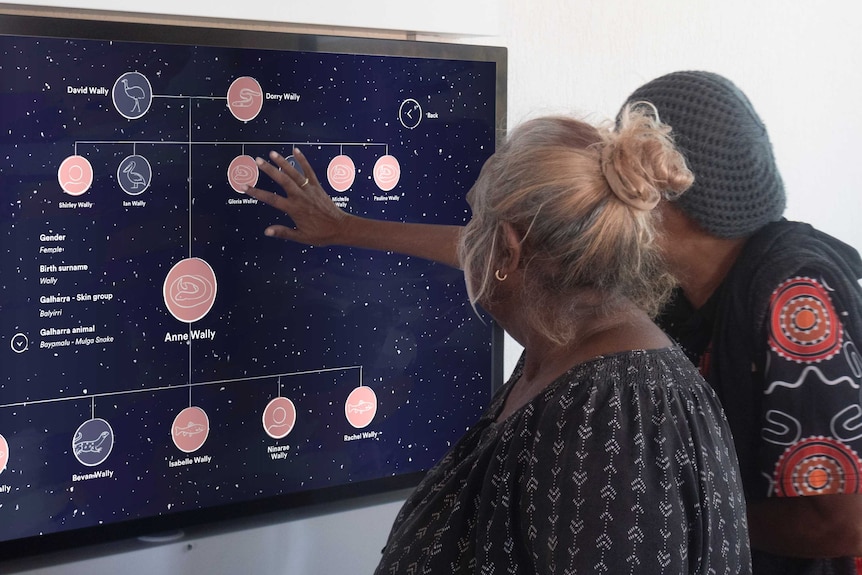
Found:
472,0 -> 862,382
3,1 -> 861,573
489,0 -> 862,256
6,0 -> 501,35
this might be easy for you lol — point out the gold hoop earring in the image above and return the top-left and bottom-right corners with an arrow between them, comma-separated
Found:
494,269 -> 507,281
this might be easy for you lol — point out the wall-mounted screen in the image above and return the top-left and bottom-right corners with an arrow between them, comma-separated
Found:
0,14 -> 506,561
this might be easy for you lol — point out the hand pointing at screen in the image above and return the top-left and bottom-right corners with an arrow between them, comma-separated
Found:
243,148 -> 463,268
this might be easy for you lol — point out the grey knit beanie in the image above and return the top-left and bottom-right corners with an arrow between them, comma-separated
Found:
624,71 -> 786,238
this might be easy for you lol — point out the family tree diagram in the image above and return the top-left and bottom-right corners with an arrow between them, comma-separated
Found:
0,29 -> 498,549
1,70 -> 420,478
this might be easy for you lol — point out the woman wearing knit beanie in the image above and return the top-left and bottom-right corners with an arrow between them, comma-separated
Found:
623,71 -> 862,575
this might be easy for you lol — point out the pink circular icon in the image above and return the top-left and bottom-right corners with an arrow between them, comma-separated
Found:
163,258 -> 218,323
327,155 -> 356,193
263,397 -> 297,440
58,155 -> 94,196
373,155 -> 401,192
227,76 -> 263,122
0,434 -> 8,476
228,155 -> 259,193
345,386 -> 377,429
172,406 -> 209,453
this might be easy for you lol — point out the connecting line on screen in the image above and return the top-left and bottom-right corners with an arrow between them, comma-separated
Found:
71,139 -> 390,147
43,75 -> 394,442
207,364 -> 364,387
0,364 -> 364,410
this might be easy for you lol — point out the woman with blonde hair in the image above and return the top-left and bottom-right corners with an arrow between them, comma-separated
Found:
243,107 -> 750,574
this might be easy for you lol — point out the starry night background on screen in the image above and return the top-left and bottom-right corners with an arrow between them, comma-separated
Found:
0,32 -> 498,543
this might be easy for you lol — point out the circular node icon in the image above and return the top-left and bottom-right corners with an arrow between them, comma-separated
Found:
10,333 -> 29,354
172,406 -> 209,453
164,258 -> 218,323
228,155 -> 259,193
72,418 -> 114,467
327,155 -> 356,193
0,434 -> 8,475
373,155 -> 401,192
398,99 -> 422,130
117,154 -> 152,195
227,77 -> 263,122
345,386 -> 377,429
112,72 -> 153,120
263,397 -> 297,440
58,155 -> 94,196
285,154 -> 304,176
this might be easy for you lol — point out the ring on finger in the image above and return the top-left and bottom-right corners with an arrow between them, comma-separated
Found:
300,177 -> 310,188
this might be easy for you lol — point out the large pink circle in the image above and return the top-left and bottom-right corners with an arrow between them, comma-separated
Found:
327,155 -> 356,193
163,258 -> 218,323
227,76 -> 263,122
228,155 -> 259,193
345,386 -> 377,429
373,155 -> 401,191
172,406 -> 209,453
58,155 -> 94,196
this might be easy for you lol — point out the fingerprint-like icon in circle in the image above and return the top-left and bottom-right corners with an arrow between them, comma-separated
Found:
327,155 -> 356,193
163,258 -> 217,323
227,76 -> 263,122
72,418 -> 114,467
263,397 -> 297,440
172,406 -> 209,453
58,155 -> 94,196
228,155 -> 259,193
373,155 -> 401,192
345,386 -> 377,429
0,434 -> 9,476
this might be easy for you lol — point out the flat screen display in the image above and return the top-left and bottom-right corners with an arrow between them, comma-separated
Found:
0,14 -> 506,560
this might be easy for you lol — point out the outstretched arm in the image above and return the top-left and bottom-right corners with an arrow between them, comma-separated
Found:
242,148 -> 463,269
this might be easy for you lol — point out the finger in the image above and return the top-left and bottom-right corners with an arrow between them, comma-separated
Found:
254,156 -> 293,190
290,148 -> 321,188
242,184 -> 292,212
263,224 -> 301,241
267,151 -> 308,188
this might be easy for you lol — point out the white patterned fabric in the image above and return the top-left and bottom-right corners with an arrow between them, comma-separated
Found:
374,347 -> 751,574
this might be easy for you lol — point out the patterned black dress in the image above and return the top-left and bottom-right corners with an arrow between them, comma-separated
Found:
374,347 -> 751,575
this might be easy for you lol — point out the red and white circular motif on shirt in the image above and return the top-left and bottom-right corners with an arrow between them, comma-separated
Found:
768,276 -> 842,363
773,436 -> 862,497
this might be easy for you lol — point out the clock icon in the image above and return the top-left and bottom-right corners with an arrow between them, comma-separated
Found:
398,98 -> 422,130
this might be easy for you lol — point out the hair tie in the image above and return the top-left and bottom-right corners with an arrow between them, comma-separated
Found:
600,145 -> 661,211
